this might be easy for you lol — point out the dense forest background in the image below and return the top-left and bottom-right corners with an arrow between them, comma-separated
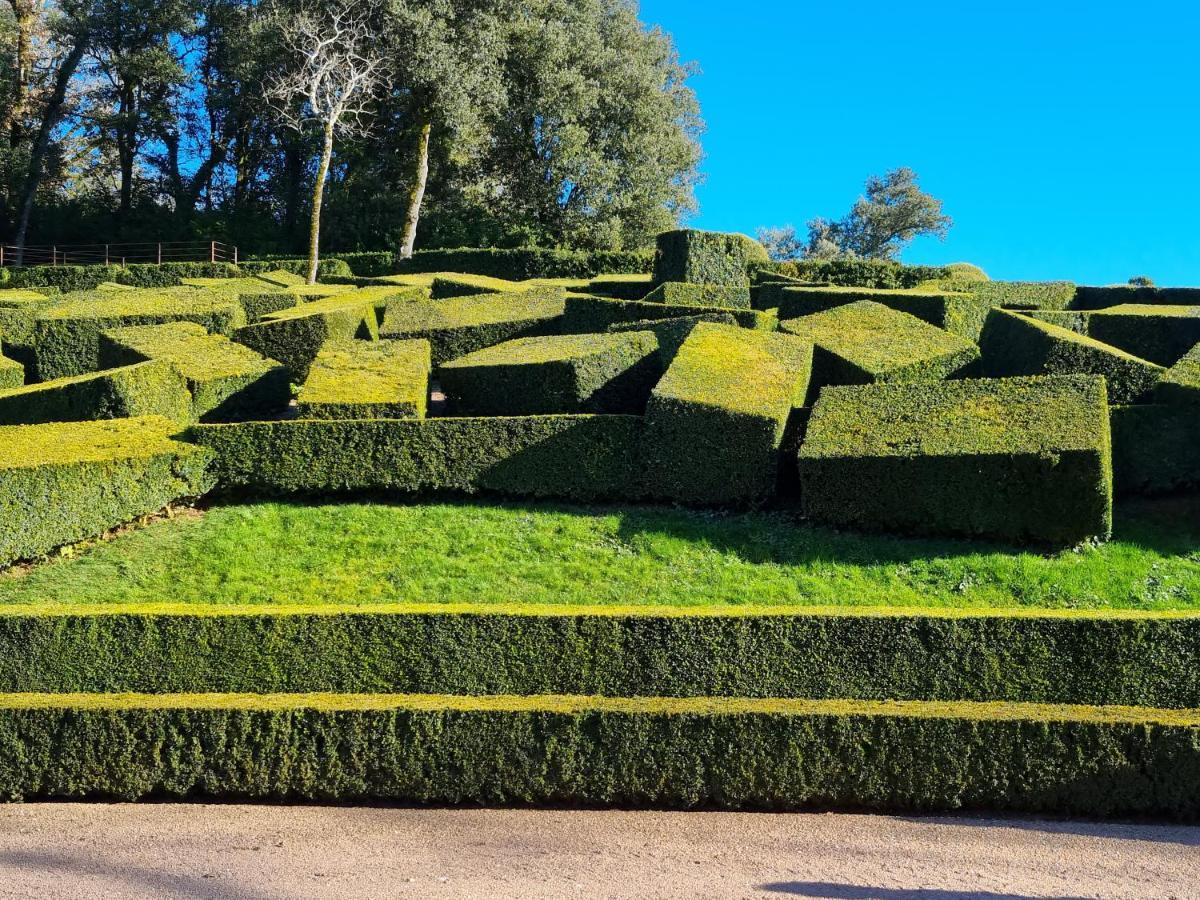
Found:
0,0 -> 702,257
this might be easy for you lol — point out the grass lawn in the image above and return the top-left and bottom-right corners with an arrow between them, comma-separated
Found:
0,496 -> 1196,612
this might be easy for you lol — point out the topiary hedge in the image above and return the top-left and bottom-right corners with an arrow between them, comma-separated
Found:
1110,404 -> 1200,495
606,313 -> 738,366
800,375 -> 1114,544
0,416 -> 215,567
233,294 -> 378,381
642,323 -> 811,505
5,262 -> 240,292
1073,285 -> 1200,311
439,332 -> 662,416
759,285 -> 992,341
188,415 -> 645,502
237,258 -> 352,279
430,273 -> 528,299
653,229 -> 768,287
561,294 -> 775,333
751,258 -> 952,289
295,339 -> 431,420
585,274 -> 654,301
642,281 -> 752,309
978,309 -> 1165,404
0,693 -> 1197,817
0,351 -> 22,390
0,360 -> 192,426
1156,342 -> 1200,405
935,279 -> 1077,310
392,247 -> 654,280
1086,304 -> 1200,367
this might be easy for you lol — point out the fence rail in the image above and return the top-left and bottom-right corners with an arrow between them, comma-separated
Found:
0,241 -> 238,268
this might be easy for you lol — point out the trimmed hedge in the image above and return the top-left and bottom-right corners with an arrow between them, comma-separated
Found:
781,301 -> 980,390
440,332 -> 661,416
296,339 -> 431,419
0,360 -> 191,426
2,607 -> 1199,708
653,230 -> 768,287
606,313 -> 738,366
750,258 -> 952,290
188,415 -> 645,502
237,258 -> 352,279
561,294 -> 775,333
0,351 -> 22,390
1086,304 -> 1200,367
1156,342 -> 1200,405
1028,310 -> 1090,334
99,322 -> 290,422
0,288 -> 56,307
1073,285 -> 1200,311
392,247 -> 654,280
585,274 -> 654,301
642,323 -> 812,505
937,279 -> 1077,310
380,292 -> 565,365
33,288 -> 246,380
5,262 -> 239,292
430,273 -> 527,299
0,416 -> 214,567
233,294 -> 378,381
759,285 -> 992,341
799,375 -> 1114,544
178,276 -> 297,322
978,309 -> 1165,404
642,282 -> 751,310
0,693 -> 1197,817
1110,404 -> 1200,496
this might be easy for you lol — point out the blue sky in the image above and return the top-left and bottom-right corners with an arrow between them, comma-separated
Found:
639,0 -> 1200,285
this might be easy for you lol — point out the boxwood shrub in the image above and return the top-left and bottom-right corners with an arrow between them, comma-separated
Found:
750,258 -> 951,289
1086,304 -> 1200,366
642,281 -> 751,309
430,273 -> 527,299
0,416 -> 214,567
0,359 -> 192,425
606,313 -> 738,366
561,294 -> 774,333
1156,342 -> 1200,405
0,351 -> 22,389
1110,404 -> 1200,495
938,279 -> 1077,310
295,339 -> 431,419
1073,285 -> 1200,310
233,293 -> 378,381
652,229 -> 768,287
799,375 -> 1113,544
585,274 -> 654,301
759,285 -> 992,341
391,247 -> 654,280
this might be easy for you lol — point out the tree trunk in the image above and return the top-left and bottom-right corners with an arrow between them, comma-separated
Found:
3,0 -> 36,147
306,123 -> 335,285
398,116 -> 431,260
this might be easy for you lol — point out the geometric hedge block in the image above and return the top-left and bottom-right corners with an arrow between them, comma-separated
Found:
1086,304 -> 1200,366
1155,342 -> 1200,405
652,230 -> 768,287
759,286 -> 993,341
1109,403 -> 1200,496
296,339 -> 431,419
642,282 -> 752,309
0,350 -> 22,389
799,375 -> 1113,545
978,309 -> 1164,404
439,331 -> 661,416
234,293 -> 378,381
0,359 -> 192,426
642,322 -> 812,505
561,294 -> 775,333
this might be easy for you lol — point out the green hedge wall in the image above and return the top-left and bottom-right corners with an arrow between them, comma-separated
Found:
978,309 -> 1165,404
750,258 -> 952,289
233,295 -> 378,381
1028,310 -> 1090,334
939,279 -> 1077,311
561,294 -> 775,334
188,415 -> 645,502
5,262 -> 239,292
642,323 -> 811,505
439,332 -> 662,416
1086,305 -> 1200,367
0,360 -> 192,426
237,258 -> 352,279
756,286 -> 992,341
585,274 -> 654,301
0,352 -> 22,389
606,313 -> 738,366
295,339 -> 431,420
1110,404 -> 1200,496
1156,342 -> 1200,405
1073,285 -> 1200,310
2,609 -> 1198,708
392,247 -> 654,280
642,282 -> 752,309
0,694 -> 1196,817
0,416 -> 215,567
653,230 -> 768,287
800,376 -> 1114,544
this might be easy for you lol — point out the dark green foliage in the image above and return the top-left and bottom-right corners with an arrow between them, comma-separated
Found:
0,352 -> 22,390
1086,305 -> 1200,366
391,247 -> 654,280
978,309 -> 1165,404
1073,285 -> 1200,310
942,279 -> 1076,310
295,340 -> 431,420
440,332 -> 662,415
800,376 -> 1114,544
653,230 -> 768,287
0,360 -> 192,425
0,417 -> 215,567
188,416 -> 645,502
1028,310 -> 1090,334
227,292 -> 298,323
642,323 -> 812,505
606,313 -> 738,366
0,695 -> 1197,817
5,263 -> 240,292
2,609 -> 1199,707
561,294 -> 775,333
585,274 -> 654,300
237,258 -> 353,279
642,281 -> 751,309
760,286 -> 992,341
380,292 -> 565,365
233,295 -> 378,381
750,258 -> 951,289
1110,404 -> 1200,495
430,273 -> 528,299
99,323 -> 290,422
781,301 -> 980,390
1156,342 -> 1200,405
332,252 -> 396,277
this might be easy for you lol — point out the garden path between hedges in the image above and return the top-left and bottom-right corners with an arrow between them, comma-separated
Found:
0,804 -> 1195,899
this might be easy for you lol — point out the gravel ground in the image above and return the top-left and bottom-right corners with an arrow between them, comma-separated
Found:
0,804 -> 1195,899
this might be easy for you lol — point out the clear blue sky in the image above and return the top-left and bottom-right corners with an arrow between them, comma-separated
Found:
639,0 -> 1200,285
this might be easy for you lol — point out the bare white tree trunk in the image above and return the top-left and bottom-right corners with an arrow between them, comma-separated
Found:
398,117 -> 431,260
307,123 -> 336,284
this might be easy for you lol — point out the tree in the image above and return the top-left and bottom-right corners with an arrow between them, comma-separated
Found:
755,225 -> 804,262
263,1 -> 383,283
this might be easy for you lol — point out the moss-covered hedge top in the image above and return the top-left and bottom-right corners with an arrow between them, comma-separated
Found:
801,375 -> 1109,459
37,287 -> 244,325
430,273 -> 528,298
102,322 -> 281,381
441,331 -> 656,369
653,322 -> 811,419
0,415 -> 201,469
382,292 -> 565,333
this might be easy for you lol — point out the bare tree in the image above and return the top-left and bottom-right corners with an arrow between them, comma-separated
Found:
263,2 -> 383,283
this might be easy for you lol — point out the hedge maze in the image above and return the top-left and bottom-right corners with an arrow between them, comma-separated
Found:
0,231 -> 1197,814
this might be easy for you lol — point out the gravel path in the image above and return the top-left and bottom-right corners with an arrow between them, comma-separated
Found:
0,804 -> 1195,899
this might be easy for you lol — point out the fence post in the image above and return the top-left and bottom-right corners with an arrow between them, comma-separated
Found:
105,244 -> 109,266
233,246 -> 238,266
1,246 -> 4,268
210,241 -> 215,264
52,245 -> 57,266
157,243 -> 162,265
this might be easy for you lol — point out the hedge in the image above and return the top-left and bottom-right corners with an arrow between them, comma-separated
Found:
937,279 -> 1077,310
750,258 -> 952,289
99,322 -> 290,421
1028,310 -> 1090,334
585,274 -> 654,301
781,300 -> 980,390
642,282 -> 751,310
1073,285 -> 1200,311
5,262 -> 239,292
1086,304 -> 1200,367
799,375 -> 1113,544
33,288 -> 247,380
0,693 -> 1196,816
295,339 -> 431,419
237,258 -> 352,279
606,313 -> 738,366
440,332 -> 661,416
2,607 -> 1199,709
978,309 -> 1164,404
430,273 -> 527,299
758,285 -> 992,341
561,294 -> 774,334
1156,342 -> 1200,405
380,292 -> 565,365
1110,404 -> 1200,495
653,230 -> 768,287
328,251 -> 394,277
0,359 -> 191,426
642,323 -> 811,505
0,416 -> 214,567
0,288 -> 56,307
188,415 -> 645,502
0,351 -> 22,390
233,293 -> 378,381
391,247 -> 654,280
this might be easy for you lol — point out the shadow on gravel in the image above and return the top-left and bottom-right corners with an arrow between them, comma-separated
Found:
895,814 -> 1200,848
758,883 -> 1055,900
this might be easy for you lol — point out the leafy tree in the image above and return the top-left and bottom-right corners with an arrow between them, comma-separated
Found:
755,225 -> 804,262
1128,275 -> 1154,287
